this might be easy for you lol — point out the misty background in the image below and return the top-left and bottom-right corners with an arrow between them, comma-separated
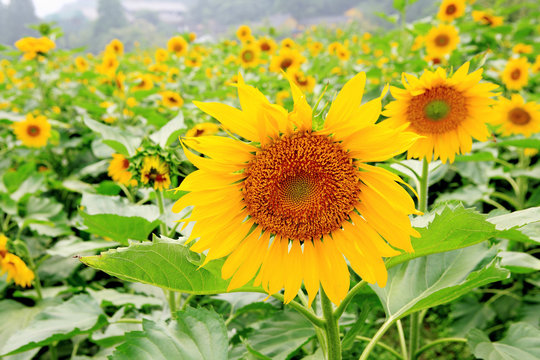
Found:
0,0 -> 510,53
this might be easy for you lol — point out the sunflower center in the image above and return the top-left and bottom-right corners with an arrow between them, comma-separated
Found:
435,34 -> 450,47
510,69 -> 521,80
169,96 -> 178,103
194,129 -> 205,136
446,4 -> 457,15
508,107 -> 531,125
482,15 -> 493,25
407,86 -> 467,134
26,125 -> 41,137
173,44 -> 183,52
280,58 -> 293,69
295,74 -> 308,86
261,42 -> 271,51
424,100 -> 450,121
122,159 -> 129,169
242,50 -> 254,62
243,132 -> 360,241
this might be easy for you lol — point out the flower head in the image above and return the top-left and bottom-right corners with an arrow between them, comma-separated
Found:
15,36 -> 55,60
236,25 -> 252,42
0,253 -> 35,288
12,113 -> 51,148
384,63 -> 498,163
501,57 -> 529,90
437,0 -> 466,22
141,156 -> 171,191
173,73 -> 420,305
491,95 -> 540,137
186,123 -> 220,137
108,154 -> 136,186
425,24 -> 459,57
161,91 -> 184,108
168,36 -> 188,57
472,10 -> 503,27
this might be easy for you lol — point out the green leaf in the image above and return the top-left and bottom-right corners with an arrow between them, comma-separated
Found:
83,117 -> 140,156
450,296 -> 495,336
86,289 -> 162,307
80,236 -> 262,294
149,113 -> 186,148
499,251 -> 540,274
244,310 -> 316,360
25,197 -> 62,221
46,237 -> 119,257
372,243 -> 509,320
467,322 -> 540,360
0,295 -> 108,356
454,151 -> 496,162
488,207 -> 540,230
393,0 -> 406,12
496,138 -> 540,150
111,308 -> 228,360
79,194 -> 161,244
386,206 -> 498,269
10,174 -> 45,202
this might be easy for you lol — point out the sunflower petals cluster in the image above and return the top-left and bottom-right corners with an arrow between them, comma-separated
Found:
0,234 -> 35,288
12,113 -> 52,148
491,95 -> 540,137
14,36 -> 56,60
173,73 -> 421,305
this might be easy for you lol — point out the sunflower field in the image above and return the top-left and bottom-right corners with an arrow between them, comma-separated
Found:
0,0 -> 539,359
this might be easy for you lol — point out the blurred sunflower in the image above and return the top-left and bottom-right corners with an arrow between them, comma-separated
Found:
155,48 -> 169,63
280,38 -> 296,49
501,57 -> 529,90
269,49 -> 305,73
106,39 -> 124,56
236,25 -> 252,42
132,74 -> 154,91
173,73 -> 420,305
141,156 -> 171,191
0,234 -> 35,288
491,95 -> 540,137
533,55 -> 540,73
186,123 -> 220,137
108,154 -> 136,186
383,63 -> 497,163
238,46 -> 260,68
75,56 -> 89,72
437,0 -> 466,22
167,36 -> 188,57
161,91 -> 184,108
257,37 -> 277,54
512,43 -> 533,55
472,10 -> 503,27
12,113 -> 51,148
425,24 -> 459,57
289,70 -> 316,92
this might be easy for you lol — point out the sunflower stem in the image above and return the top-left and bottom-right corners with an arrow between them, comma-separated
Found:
321,288 -> 341,360
272,293 -> 325,328
168,290 -> 177,319
155,190 -> 168,235
355,336 -> 403,359
415,337 -> 467,357
333,280 -> 366,319
396,320 -> 408,360
359,316 -> 398,360
418,158 -> 429,213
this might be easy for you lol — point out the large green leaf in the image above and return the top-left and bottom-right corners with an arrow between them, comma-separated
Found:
149,113 -> 186,148
467,322 -> 540,360
498,251 -> 540,274
244,310 -> 316,360
83,117 -> 140,156
79,194 -> 161,244
80,236 -> 261,294
450,296 -> 495,336
488,207 -> 540,244
111,308 -> 228,360
386,206 -> 498,269
372,243 -> 509,320
0,295 -> 108,356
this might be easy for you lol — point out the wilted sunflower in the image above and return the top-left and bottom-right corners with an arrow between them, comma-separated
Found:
383,63 -> 498,163
141,156 -> 171,191
491,95 -> 540,137
167,36 -> 188,57
12,113 -> 51,148
161,91 -> 184,108
108,153 -> 136,186
425,24 -> 459,57
501,57 -> 529,90
437,0 -> 466,22
173,73 -> 420,305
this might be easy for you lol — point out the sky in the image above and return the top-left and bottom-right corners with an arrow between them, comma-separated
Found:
1,0 -> 77,17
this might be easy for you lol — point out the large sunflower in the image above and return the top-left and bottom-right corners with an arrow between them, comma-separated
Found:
172,73 -> 420,305
491,95 -> 540,137
501,57 -> 529,90
12,113 -> 51,148
383,63 -> 497,163
425,24 -> 459,57
437,0 -> 466,22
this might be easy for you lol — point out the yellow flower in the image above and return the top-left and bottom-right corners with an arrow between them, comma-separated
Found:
140,156 -> 171,191
168,36 -> 188,56
512,43 -> 533,55
276,90 -> 290,106
425,24 -> 459,57
161,91 -> 184,108
308,41 -> 323,56
155,48 -> 169,63
236,25 -> 252,42
437,0 -> 466,22
269,49 -> 305,73
189,32 -> 197,42
472,10 -> 503,27
336,46 -> 351,61
0,253 -> 35,287
412,35 -> 424,51
501,57 -> 529,90
383,63 -> 498,163
0,234 -> 7,255
280,38 -> 296,49
108,153 -> 136,186
173,73 -> 420,306
532,55 -> 540,73
238,46 -> 260,68
288,69 -> 316,93
328,42 -> 342,55
424,53 -> 446,66
491,95 -> 540,137
75,56 -> 89,72
132,74 -> 154,91
12,113 -> 51,148
186,123 -> 220,137
106,39 -> 124,56
14,37 -> 55,60
257,37 -> 277,54
98,53 -> 119,76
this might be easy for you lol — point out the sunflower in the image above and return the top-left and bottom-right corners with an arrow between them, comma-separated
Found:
336,46 -> 351,61
108,153 -> 136,186
472,10 -> 503,27
141,156 -> 171,191
238,46 -> 260,68
186,123 -> 220,137
14,36 -> 55,60
184,52 -> 203,67
173,73 -> 420,305
12,113 -> 51,148
258,37 -> 277,54
276,90 -> 290,106
512,43 -> 533,55
425,24 -> 459,57
167,36 -> 188,57
533,55 -> 540,73
236,25 -> 252,42
0,252 -> 35,287
383,63 -> 498,163
98,53 -> 119,76
106,39 -> 124,56
132,74 -> 154,91
308,41 -> 323,56
269,49 -> 305,73
501,57 -> 529,90
288,69 -> 316,93
437,0 -> 466,22
491,95 -> 540,137
161,91 -> 184,108
75,56 -> 89,72
280,38 -> 296,49
155,48 -> 169,63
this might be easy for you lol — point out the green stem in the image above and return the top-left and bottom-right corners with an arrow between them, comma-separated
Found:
359,316 -> 398,360
49,342 -> 58,360
272,293 -> 325,328
168,290 -> 177,319
356,336 -> 403,359
396,320 -> 408,360
15,238 -> 43,301
415,337 -> 467,357
119,183 -> 135,203
418,158 -> 429,213
181,293 -> 196,311
156,190 -> 167,235
321,288 -> 341,360
490,192 -> 520,210
334,280 -> 366,319
408,313 -> 420,360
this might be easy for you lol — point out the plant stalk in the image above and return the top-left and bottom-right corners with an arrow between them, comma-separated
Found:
321,288 -> 341,360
